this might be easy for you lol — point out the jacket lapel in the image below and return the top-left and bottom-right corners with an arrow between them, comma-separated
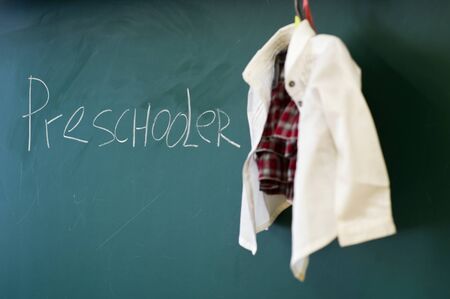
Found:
242,21 -> 315,108
284,21 -> 316,84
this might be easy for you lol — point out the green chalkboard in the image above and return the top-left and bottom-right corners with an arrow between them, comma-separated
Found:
1,0 -> 449,298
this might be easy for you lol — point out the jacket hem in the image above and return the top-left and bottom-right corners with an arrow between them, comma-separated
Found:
255,200 -> 292,233
239,200 -> 292,256
239,236 -> 257,255
337,219 -> 396,247
290,231 -> 337,281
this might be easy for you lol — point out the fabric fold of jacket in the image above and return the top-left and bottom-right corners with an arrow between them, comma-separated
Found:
239,20 -> 396,282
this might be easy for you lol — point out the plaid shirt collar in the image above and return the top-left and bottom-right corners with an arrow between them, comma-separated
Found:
242,20 -> 315,90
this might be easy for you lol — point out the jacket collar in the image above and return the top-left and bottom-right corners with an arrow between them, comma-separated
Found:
242,20 -> 315,89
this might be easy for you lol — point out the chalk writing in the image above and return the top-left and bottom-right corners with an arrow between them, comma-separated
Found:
22,76 -> 241,150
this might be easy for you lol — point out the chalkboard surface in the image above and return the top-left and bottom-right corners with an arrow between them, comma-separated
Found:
1,0 -> 449,298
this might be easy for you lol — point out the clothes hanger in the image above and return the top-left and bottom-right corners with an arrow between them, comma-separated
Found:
294,0 -> 316,30
294,0 -> 304,27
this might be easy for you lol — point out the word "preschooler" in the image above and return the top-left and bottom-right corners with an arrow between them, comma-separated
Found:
22,76 -> 241,151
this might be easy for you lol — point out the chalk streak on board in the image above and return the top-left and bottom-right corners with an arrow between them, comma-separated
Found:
96,192 -> 163,250
18,162 -> 23,201
16,196 -> 37,224
16,178 -> 40,224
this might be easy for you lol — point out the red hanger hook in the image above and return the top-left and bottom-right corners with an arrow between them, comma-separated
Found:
303,0 -> 316,30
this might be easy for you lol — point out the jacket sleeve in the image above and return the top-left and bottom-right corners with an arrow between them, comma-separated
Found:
310,37 -> 396,246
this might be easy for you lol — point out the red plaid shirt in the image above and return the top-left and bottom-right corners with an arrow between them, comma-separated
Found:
255,73 -> 300,201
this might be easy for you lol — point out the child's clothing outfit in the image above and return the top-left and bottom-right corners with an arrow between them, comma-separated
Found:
239,20 -> 396,281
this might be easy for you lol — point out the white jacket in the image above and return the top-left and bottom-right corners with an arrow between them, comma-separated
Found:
239,20 -> 396,281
